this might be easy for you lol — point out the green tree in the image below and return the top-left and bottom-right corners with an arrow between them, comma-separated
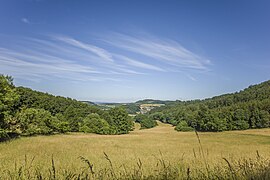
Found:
135,114 -> 157,129
123,104 -> 140,114
63,105 -> 83,132
0,75 -> 19,139
109,107 -> 133,134
52,113 -> 70,133
256,110 -> 270,128
233,109 -> 249,130
79,113 -> 111,134
175,121 -> 194,132
16,108 -> 56,136
150,112 -> 165,122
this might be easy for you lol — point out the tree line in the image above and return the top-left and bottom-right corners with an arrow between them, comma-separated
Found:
0,75 -> 133,141
148,80 -> 270,132
1,74 -> 269,138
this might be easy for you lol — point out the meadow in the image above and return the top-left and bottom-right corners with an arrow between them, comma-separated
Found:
0,122 -> 270,179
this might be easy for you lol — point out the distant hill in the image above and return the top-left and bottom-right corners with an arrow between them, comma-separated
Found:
135,99 -> 173,105
80,101 -> 96,105
149,80 -> 270,132
92,99 -> 172,114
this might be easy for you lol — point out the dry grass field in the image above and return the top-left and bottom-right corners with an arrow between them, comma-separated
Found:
0,122 -> 270,179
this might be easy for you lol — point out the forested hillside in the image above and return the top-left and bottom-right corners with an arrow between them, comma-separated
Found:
0,75 -> 133,141
135,99 -> 173,105
148,80 -> 270,132
1,74 -> 270,141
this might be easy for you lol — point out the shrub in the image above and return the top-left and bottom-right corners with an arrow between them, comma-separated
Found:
0,129 -> 9,141
16,108 -> 56,135
79,113 -> 112,134
175,121 -> 194,132
135,114 -> 157,129
109,107 -> 134,134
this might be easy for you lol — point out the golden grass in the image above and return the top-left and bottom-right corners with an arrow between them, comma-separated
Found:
0,122 -> 270,177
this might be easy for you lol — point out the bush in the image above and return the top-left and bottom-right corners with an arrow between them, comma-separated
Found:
135,114 -> 157,129
0,129 -> 9,141
109,107 -> 134,134
79,113 -> 112,134
150,112 -> 165,122
175,121 -> 194,132
53,113 -> 70,133
16,108 -> 57,136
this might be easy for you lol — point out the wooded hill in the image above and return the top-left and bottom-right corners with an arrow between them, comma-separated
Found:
0,75 -> 133,141
147,80 -> 270,131
1,74 -> 269,141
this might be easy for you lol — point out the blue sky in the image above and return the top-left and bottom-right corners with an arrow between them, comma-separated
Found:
0,0 -> 269,102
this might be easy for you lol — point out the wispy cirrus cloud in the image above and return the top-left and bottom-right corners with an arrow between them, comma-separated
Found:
186,74 -> 197,81
0,49 -> 105,82
0,32 -> 211,83
0,37 -> 140,82
114,54 -> 165,72
102,32 -> 211,71
21,18 -> 30,24
54,36 -> 114,62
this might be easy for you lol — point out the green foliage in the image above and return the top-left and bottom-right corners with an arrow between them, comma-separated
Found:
0,128 -> 8,140
135,114 -> 157,129
175,121 -> 194,132
122,103 -> 140,114
0,75 -> 135,140
15,108 -> 57,136
79,113 -> 111,134
54,121 -> 70,133
16,87 -> 101,116
0,75 -> 19,130
0,75 -> 20,141
150,112 -> 166,122
1,74 -> 269,139
135,99 -> 172,104
63,105 -> 83,132
150,80 -> 270,132
108,107 -> 134,134
54,113 -> 70,133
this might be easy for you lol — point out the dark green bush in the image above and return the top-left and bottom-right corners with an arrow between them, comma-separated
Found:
108,107 -> 134,134
79,113 -> 112,134
175,121 -> 194,132
135,114 -> 157,129
0,129 -> 9,141
16,108 -> 56,135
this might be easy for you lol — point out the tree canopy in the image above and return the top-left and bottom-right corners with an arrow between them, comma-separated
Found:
0,75 -> 134,141
1,74 -> 269,140
149,80 -> 270,132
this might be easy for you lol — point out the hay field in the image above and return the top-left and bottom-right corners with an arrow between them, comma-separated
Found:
0,122 -> 270,179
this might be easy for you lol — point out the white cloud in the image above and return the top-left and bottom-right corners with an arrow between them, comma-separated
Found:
54,36 -> 114,62
0,32 -> 211,83
115,54 -> 165,72
102,33 -> 211,71
186,74 -> 197,81
21,18 -> 30,24
0,36 -> 145,82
